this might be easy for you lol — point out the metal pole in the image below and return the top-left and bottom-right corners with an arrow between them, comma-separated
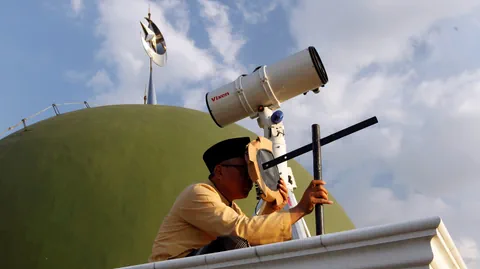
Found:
312,124 -> 324,235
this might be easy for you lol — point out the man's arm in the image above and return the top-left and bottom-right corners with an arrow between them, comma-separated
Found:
177,179 -> 332,246
177,184 -> 292,246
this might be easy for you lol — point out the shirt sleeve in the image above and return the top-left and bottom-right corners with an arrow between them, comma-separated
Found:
176,184 -> 292,246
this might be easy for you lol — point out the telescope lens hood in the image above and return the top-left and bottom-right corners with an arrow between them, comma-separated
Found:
308,46 -> 328,85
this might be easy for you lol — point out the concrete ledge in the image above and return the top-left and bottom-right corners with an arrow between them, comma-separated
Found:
117,216 -> 466,269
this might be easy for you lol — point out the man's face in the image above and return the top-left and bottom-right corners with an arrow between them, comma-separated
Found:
218,157 -> 253,199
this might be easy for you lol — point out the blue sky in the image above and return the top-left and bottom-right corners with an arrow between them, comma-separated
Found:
0,1 -> 100,129
1,0 -> 480,267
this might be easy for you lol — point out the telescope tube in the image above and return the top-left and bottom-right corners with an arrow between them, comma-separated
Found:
206,46 -> 328,128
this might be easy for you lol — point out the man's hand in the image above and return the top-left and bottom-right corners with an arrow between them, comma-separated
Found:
289,179 -> 333,225
299,179 -> 333,214
269,178 -> 289,211
261,178 -> 289,214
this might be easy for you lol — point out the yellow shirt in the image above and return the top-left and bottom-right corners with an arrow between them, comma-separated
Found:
148,180 -> 292,262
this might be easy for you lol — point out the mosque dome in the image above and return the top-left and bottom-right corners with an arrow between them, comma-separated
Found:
0,105 -> 354,269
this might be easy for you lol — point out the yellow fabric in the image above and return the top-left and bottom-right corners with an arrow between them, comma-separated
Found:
148,180 -> 292,262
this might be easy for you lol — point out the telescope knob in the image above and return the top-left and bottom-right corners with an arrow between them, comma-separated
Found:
271,110 -> 284,124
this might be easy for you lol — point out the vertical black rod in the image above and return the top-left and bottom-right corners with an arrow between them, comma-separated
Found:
312,124 -> 324,235
22,119 -> 27,131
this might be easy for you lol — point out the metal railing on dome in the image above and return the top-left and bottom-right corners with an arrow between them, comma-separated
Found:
1,101 -> 97,138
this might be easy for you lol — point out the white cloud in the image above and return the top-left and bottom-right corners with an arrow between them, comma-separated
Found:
234,0 -> 280,24
286,0 -> 480,75
90,0 -> 220,105
90,0 -> 248,107
86,69 -> 114,92
182,87 -> 207,111
279,1 -> 480,267
457,237 -> 480,268
158,0 -> 190,34
71,0 -> 83,16
198,0 -> 246,65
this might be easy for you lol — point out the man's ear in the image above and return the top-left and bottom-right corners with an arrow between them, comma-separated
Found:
213,164 -> 223,178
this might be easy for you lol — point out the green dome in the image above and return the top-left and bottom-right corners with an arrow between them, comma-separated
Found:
0,105 -> 354,269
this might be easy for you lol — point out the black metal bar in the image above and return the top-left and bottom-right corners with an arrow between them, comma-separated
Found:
312,124 -> 324,235
262,116 -> 378,169
52,104 -> 60,116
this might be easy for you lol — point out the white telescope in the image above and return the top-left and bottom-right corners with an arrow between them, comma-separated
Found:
206,46 -> 328,127
205,46 -> 329,240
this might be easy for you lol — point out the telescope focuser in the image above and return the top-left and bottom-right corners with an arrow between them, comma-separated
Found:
303,87 -> 321,95
255,183 -> 263,200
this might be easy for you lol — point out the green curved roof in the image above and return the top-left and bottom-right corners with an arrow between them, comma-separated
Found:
0,105 -> 354,269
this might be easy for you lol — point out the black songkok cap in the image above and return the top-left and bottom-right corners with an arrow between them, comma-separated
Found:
203,137 -> 251,173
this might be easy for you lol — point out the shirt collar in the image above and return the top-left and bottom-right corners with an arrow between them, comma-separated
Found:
206,179 -> 233,207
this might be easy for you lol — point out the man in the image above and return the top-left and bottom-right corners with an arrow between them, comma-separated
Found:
148,137 -> 333,262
